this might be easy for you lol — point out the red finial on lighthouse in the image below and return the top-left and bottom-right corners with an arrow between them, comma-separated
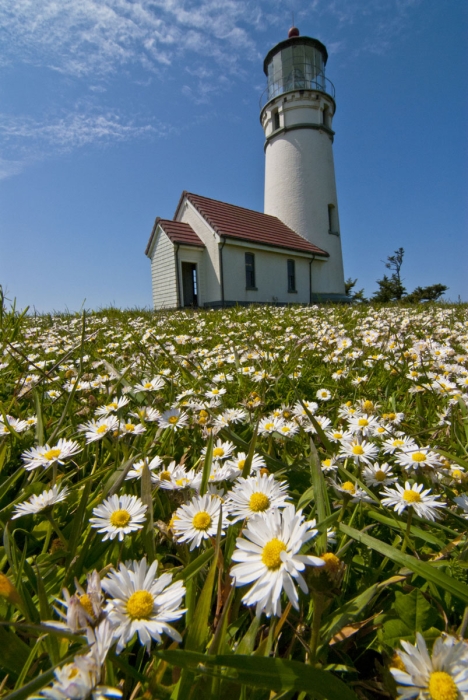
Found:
288,26 -> 300,38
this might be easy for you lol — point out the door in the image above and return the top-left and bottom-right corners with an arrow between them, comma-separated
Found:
181,262 -> 198,307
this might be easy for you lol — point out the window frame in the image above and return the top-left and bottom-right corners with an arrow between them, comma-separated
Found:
245,252 -> 257,290
287,259 -> 297,293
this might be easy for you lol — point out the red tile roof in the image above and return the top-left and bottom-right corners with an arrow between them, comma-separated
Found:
145,218 -> 205,255
176,192 -> 328,257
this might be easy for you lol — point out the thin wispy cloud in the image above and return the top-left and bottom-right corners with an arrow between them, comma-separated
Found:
0,0 -> 424,178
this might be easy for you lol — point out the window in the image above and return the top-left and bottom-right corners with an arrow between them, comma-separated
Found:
287,259 -> 296,292
322,105 -> 330,128
245,253 -> 256,289
272,109 -> 280,130
328,204 -> 338,234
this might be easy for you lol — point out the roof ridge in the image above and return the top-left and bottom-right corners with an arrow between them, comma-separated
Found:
185,192 -> 281,221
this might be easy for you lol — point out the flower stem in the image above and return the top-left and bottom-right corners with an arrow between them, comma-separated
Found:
309,592 -> 326,664
401,508 -> 413,553
45,512 -> 67,549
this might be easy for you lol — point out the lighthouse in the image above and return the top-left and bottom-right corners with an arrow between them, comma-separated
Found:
261,27 -> 346,299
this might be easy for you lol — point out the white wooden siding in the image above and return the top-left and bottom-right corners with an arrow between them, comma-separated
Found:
150,228 -> 178,309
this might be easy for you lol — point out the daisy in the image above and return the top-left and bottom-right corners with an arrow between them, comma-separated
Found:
102,558 -> 186,653
0,415 -> 30,435
316,388 -> 332,401
258,416 -> 284,435
158,408 -> 189,431
230,505 -> 325,617
395,447 -> 441,471
224,451 -> 267,476
153,462 -> 197,490
95,396 -> 130,416
53,570 -> 104,632
129,407 -> 161,422
172,494 -> 228,550
382,435 -> 417,455
332,479 -> 373,503
205,386 -> 227,399
326,428 -> 353,443
21,439 -> 82,471
134,376 -> 165,392
380,482 -> 446,521
90,494 -> 147,541
125,456 -> 163,481
225,473 -> 290,522
202,438 -> 235,462
338,439 -> 379,465
12,485 -> 69,519
362,462 -> 397,487
118,421 -> 146,437
347,414 -> 381,437
390,632 -> 468,700
321,457 -> 339,473
78,416 -> 119,443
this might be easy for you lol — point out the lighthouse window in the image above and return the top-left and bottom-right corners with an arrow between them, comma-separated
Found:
245,253 -> 256,289
328,204 -> 338,234
287,260 -> 296,292
323,105 -> 330,128
273,109 -> 281,130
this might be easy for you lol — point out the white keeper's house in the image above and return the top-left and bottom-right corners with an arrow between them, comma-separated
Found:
145,27 -> 347,308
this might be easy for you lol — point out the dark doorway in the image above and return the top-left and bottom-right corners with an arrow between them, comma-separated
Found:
181,262 -> 198,307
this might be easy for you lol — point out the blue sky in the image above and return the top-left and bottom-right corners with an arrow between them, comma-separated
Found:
1,0 -> 467,311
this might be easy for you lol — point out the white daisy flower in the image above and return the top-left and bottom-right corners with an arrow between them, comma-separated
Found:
134,377 -> 165,392
395,448 -> 441,471
225,473 -> 290,522
126,456 -> 163,481
390,632 -> 468,700
338,439 -> 379,465
0,415 -> 29,435
362,462 -> 397,487
78,416 -> 119,443
153,462 -> 196,490
129,407 -> 161,422
21,439 -> 82,471
382,435 -> 418,455
320,457 -> 339,473
158,408 -> 189,431
12,485 -> 69,519
53,570 -> 103,632
380,481 -> 446,521
258,416 -> 284,435
316,388 -> 332,401
95,396 -> 130,416
102,558 -> 186,654
347,414 -> 381,437
90,494 -> 147,541
118,421 -> 146,437
230,505 -> 325,617
202,438 -> 235,462
332,479 -> 373,503
172,494 -> 228,550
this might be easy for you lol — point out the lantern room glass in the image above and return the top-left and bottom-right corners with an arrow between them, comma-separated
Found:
266,44 -> 326,101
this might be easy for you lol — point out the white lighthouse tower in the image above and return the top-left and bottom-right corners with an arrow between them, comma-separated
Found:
261,27 -> 346,299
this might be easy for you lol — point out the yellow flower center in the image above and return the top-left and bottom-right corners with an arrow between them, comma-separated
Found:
261,538 -> 287,570
393,439 -> 404,447
333,433 -> 343,439
159,470 -> 172,481
411,452 -> 427,462
213,447 -> 225,458
144,383 -> 153,389
126,590 -> 154,620
168,416 -> 178,424
109,402 -> 118,409
374,470 -> 387,481
352,445 -> 364,455
342,481 -> 355,494
362,401 -> 374,412
192,511 -> 212,530
259,468 -> 269,477
43,448 -> 62,461
452,470 -> 463,480
125,423 -> 135,431
249,492 -> 270,512
212,389 -> 219,395
358,418 -> 369,427
322,459 -> 331,467
376,427 -> 386,434
403,489 -> 421,503
264,422 -> 274,430
110,509 -> 131,527
79,593 -> 94,618
237,459 -> 245,469
320,552 -> 341,573
390,653 -> 406,672
69,668 -> 79,679
428,671 -> 458,700
96,425 -> 107,434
